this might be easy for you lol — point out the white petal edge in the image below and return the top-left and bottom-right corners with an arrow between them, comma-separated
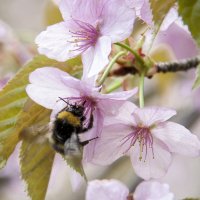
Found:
35,22 -> 81,62
152,122 -> 200,157
130,140 -> 172,180
133,181 -> 174,200
132,106 -> 176,127
26,67 -> 79,109
100,0 -> 135,42
82,36 -> 111,78
86,179 -> 129,200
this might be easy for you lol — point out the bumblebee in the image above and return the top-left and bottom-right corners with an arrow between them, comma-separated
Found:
49,99 -> 93,156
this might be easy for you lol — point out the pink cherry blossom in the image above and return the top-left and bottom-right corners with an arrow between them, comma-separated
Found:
134,180 -> 174,200
26,67 -> 137,162
132,1 -> 199,59
35,0 -> 135,77
86,179 -> 129,200
129,0 -> 177,31
86,179 -> 174,200
152,22 -> 199,60
92,104 -> 200,180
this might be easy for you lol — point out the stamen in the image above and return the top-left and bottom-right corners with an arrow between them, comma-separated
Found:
68,18 -> 99,52
119,126 -> 154,161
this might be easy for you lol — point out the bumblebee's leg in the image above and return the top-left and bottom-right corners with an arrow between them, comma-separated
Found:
79,136 -> 98,146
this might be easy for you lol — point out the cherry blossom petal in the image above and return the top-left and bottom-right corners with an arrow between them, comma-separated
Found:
130,140 -> 172,180
81,109 -> 104,162
26,67 -> 78,109
100,0 -> 135,42
132,107 -> 176,127
26,85 -> 67,109
134,181 -> 174,200
97,99 -> 125,116
86,179 -> 129,200
81,59 -> 97,86
140,0 -> 152,25
68,167 -> 86,191
126,0 -> 144,10
160,8 -> 178,31
82,36 -> 111,77
91,124 -> 133,165
28,67 -> 70,89
101,101 -> 137,126
155,22 -> 199,59
99,87 -> 138,101
139,3 -> 177,30
68,0 -> 104,26
61,75 -> 82,91
152,122 -> 200,157
35,22 -> 82,62
58,0 -> 74,21
98,100 -> 135,119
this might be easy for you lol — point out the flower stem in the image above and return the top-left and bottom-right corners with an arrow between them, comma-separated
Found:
139,73 -> 145,108
105,79 -> 123,93
98,51 -> 126,86
115,42 -> 145,67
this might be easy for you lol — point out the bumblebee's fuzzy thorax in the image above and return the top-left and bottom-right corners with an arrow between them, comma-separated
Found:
57,111 -> 81,127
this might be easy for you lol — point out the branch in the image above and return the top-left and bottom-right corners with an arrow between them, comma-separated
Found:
111,56 -> 200,77
156,56 -> 200,73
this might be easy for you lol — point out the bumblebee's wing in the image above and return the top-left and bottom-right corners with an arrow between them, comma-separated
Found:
64,133 -> 81,156
20,124 -> 50,142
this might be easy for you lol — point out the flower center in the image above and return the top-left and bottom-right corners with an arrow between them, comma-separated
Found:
69,19 -> 99,52
120,126 -> 154,161
61,96 -> 96,130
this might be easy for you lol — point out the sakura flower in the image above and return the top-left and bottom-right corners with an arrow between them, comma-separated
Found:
133,1 -> 199,59
35,0 -> 135,77
86,179 -> 129,200
127,0 -> 177,31
26,67 -> 137,162
92,105 -> 200,179
86,179 -> 174,200
133,180 -> 174,200
152,22 -> 199,60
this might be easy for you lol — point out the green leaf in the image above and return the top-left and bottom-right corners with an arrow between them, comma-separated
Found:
193,63 -> 200,89
0,55 -> 82,169
65,155 -> 87,180
178,0 -> 200,46
0,55 -> 84,199
20,140 -> 55,200
150,0 -> 176,27
45,1 -> 63,25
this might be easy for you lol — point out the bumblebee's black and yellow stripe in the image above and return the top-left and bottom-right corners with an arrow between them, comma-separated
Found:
50,103 -> 93,155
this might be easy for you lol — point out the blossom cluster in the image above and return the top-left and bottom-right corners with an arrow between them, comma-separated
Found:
86,179 -> 174,200
26,0 -> 200,199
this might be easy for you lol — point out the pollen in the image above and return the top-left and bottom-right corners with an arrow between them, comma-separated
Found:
120,126 -> 154,162
57,111 -> 81,127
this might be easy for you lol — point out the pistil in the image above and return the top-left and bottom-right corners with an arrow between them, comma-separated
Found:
120,126 -> 154,161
